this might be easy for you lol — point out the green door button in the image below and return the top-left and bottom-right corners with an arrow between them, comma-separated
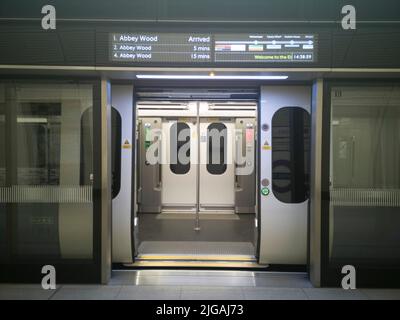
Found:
261,187 -> 270,196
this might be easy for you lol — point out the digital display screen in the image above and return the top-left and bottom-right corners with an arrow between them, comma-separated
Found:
110,33 -> 212,63
214,34 -> 316,63
109,33 -> 317,64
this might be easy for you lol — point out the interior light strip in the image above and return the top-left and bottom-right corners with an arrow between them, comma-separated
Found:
136,74 -> 288,80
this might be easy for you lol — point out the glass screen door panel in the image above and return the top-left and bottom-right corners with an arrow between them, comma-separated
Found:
0,81 -> 100,282
328,85 -> 400,271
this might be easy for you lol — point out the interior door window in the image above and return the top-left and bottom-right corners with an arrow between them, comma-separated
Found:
207,122 -> 227,175
170,122 -> 191,175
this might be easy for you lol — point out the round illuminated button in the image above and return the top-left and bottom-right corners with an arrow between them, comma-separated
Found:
261,178 -> 270,187
261,187 -> 270,196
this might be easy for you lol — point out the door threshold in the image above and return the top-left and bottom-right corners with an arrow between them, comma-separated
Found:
125,254 -> 266,268
136,253 -> 256,262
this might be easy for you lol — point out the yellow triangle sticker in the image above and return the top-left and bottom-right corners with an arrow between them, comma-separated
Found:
263,139 -> 271,150
122,139 -> 132,149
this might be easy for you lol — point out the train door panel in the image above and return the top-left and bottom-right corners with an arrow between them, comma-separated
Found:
137,117 -> 162,213
111,84 -> 134,263
161,119 -> 197,211
199,119 -> 235,212
259,86 -> 311,265
234,118 -> 256,214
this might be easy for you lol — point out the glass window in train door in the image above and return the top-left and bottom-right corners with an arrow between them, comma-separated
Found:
271,107 -> 310,203
170,122 -> 191,175
207,123 -> 227,175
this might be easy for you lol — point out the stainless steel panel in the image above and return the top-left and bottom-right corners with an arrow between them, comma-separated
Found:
137,117 -> 162,213
309,79 -> 323,287
109,270 -> 311,288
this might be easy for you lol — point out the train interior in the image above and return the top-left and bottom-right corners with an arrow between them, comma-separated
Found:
112,87 -> 260,266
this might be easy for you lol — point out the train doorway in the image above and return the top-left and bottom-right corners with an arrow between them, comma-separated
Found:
134,98 -> 259,266
111,85 -> 311,269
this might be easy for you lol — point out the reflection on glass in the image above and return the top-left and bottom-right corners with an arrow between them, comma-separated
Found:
80,107 -> 93,186
111,107 -> 122,199
0,89 -> 6,260
0,82 -> 94,262
272,107 -> 310,203
80,106 -> 121,200
329,86 -> 400,268
17,103 -> 61,185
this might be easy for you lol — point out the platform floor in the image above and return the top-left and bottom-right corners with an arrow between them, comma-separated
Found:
1,270 -> 400,300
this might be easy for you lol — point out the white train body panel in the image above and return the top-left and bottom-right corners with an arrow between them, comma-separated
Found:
259,86 -> 311,265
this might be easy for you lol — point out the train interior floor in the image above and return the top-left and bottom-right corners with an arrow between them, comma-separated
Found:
136,212 -> 256,259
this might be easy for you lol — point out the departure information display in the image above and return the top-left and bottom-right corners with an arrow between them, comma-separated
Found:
214,34 -> 316,63
110,33 -> 212,63
109,33 -> 317,64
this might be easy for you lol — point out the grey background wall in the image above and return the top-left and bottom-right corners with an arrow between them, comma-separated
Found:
1,0 -> 400,22
0,0 -> 399,68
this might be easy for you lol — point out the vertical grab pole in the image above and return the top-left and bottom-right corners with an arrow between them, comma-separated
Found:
194,102 -> 201,231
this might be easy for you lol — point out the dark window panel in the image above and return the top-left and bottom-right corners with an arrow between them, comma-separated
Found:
170,122 -> 191,175
272,107 -> 310,203
207,122 -> 227,175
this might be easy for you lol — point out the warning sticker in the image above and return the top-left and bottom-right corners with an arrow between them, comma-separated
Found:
262,139 -> 271,150
123,139 -> 132,149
